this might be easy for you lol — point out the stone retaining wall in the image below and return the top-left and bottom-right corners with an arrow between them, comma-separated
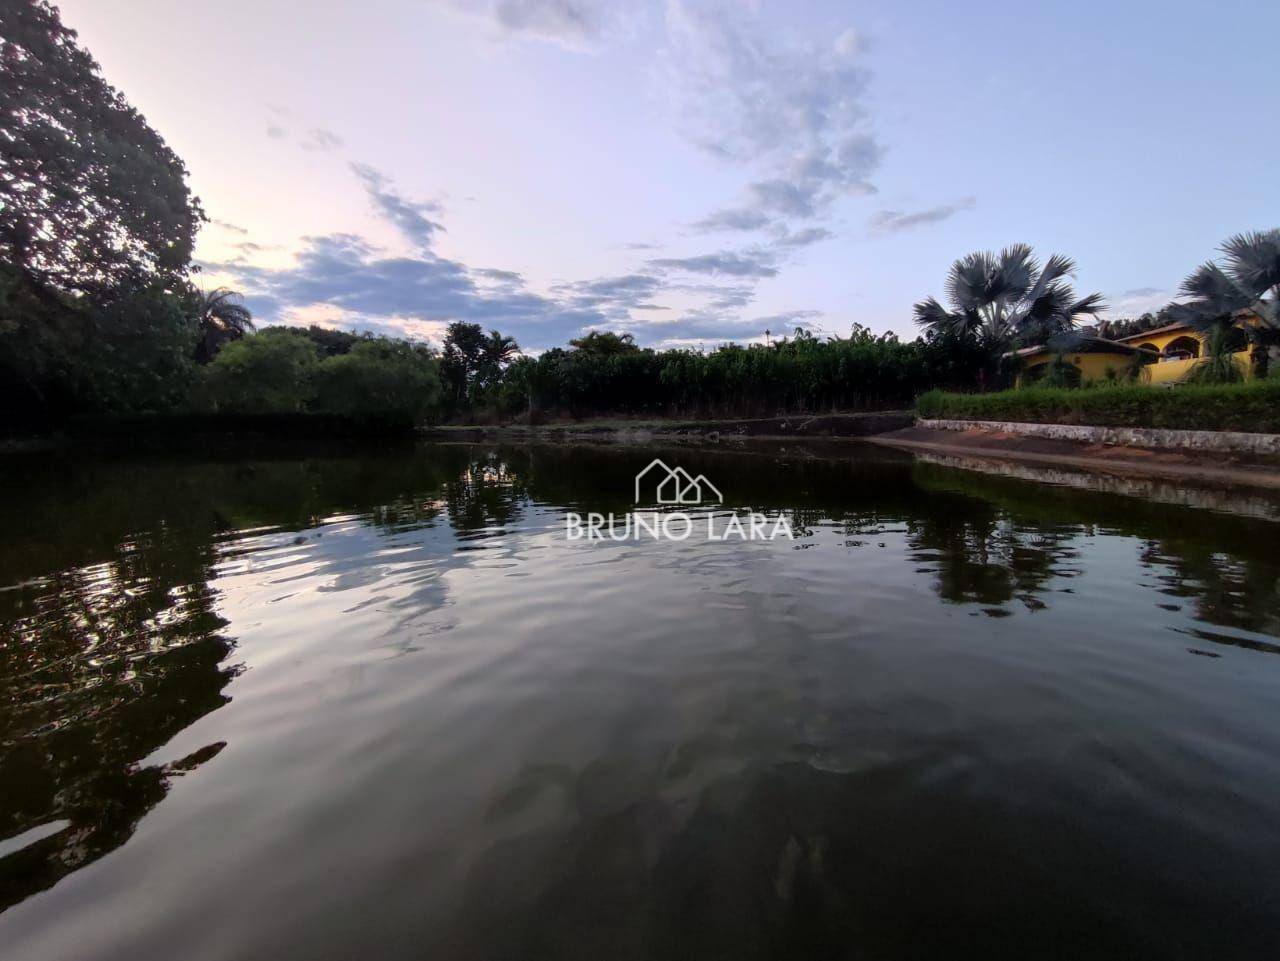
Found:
915,419 -> 1280,456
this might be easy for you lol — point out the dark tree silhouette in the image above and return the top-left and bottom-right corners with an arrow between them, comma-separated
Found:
0,1 -> 204,298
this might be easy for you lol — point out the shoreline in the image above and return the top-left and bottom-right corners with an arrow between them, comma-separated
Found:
867,425 -> 1280,491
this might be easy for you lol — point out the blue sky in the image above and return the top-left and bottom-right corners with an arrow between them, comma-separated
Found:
58,0 -> 1280,350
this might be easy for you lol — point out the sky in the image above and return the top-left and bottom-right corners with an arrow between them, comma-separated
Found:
56,0 -> 1280,351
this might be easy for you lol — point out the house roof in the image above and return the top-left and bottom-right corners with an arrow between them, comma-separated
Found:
1009,336 -> 1157,359
1111,307 -> 1258,343
1114,321 -> 1194,343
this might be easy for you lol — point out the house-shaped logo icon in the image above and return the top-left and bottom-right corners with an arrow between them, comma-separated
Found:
634,458 -> 724,505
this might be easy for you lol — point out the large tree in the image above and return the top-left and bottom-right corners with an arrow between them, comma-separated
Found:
913,245 -> 1105,350
189,287 -> 253,363
0,0 -> 204,298
913,244 -> 1104,386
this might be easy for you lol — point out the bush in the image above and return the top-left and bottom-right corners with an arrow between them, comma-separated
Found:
915,380 -> 1280,433
189,330 -> 442,427
312,340 -> 441,421
192,328 -> 318,413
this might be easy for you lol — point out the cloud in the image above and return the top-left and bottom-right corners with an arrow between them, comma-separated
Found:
209,219 -> 248,235
208,233 -> 604,348
628,308 -> 824,347
432,0 -> 625,49
663,0 -> 881,233
206,158 -> 817,352
266,124 -> 288,139
474,267 -> 525,285
833,28 -> 869,57
753,309 -> 825,331
557,273 -> 666,314
301,128 -> 345,152
868,197 -> 976,234
691,207 -> 773,233
772,226 -> 834,248
648,248 -> 778,278
350,162 -> 446,250
1109,286 -> 1172,316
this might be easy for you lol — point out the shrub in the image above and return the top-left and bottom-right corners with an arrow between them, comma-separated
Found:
192,328 -> 318,413
312,340 -> 441,421
915,380 -> 1280,433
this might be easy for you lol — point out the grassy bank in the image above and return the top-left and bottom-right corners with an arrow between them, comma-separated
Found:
915,380 -> 1280,433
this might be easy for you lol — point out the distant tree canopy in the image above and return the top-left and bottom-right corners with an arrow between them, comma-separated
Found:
0,0 -> 203,298
1092,307 -> 1182,341
263,324 -> 367,358
440,322 -> 521,404
192,328 -> 442,422
568,331 -> 641,356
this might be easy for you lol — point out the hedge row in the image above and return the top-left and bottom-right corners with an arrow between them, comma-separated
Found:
915,379 -> 1280,434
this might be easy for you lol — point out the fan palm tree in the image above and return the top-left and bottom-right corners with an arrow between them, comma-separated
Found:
192,287 -> 253,363
1170,229 -> 1280,378
913,244 -> 1105,386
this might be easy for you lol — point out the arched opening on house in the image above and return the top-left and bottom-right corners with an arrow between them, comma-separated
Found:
1163,336 -> 1200,360
1136,342 -> 1159,354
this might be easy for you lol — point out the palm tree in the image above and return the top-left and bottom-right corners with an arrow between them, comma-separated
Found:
913,244 -> 1105,386
482,330 -> 520,367
475,330 -> 520,394
1170,229 -> 1280,378
191,287 -> 253,363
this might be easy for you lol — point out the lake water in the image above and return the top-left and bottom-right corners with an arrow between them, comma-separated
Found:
3,441 -> 1280,960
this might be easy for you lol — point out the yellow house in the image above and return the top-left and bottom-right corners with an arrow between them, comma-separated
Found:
1010,336 -> 1156,388
1110,316 -> 1257,385
1013,310 -> 1262,387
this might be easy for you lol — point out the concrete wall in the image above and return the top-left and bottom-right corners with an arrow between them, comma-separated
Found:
916,418 -> 1280,455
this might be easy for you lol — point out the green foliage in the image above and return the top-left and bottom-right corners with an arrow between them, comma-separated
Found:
0,0 -> 203,297
913,244 -> 1105,354
83,287 -> 199,411
568,331 -> 641,356
1182,326 -> 1247,385
1,265 -> 198,425
191,329 -> 443,424
916,380 -> 1280,433
312,340 -> 441,420
190,287 -> 253,363
440,321 -> 487,404
484,326 -> 967,418
1037,354 -> 1082,389
192,329 -> 319,413
266,324 -> 366,357
1094,305 -> 1182,341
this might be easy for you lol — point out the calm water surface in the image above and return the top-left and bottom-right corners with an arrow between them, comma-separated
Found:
3,441 -> 1280,959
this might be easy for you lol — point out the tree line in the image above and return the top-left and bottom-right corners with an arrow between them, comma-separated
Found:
3,0 -> 1276,433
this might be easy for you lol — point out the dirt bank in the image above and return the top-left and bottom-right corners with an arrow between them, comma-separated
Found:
422,410 -> 914,444
869,425 -> 1280,491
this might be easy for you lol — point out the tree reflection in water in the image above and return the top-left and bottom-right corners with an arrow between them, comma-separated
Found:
0,527 -> 235,911
2,440 -> 1279,930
